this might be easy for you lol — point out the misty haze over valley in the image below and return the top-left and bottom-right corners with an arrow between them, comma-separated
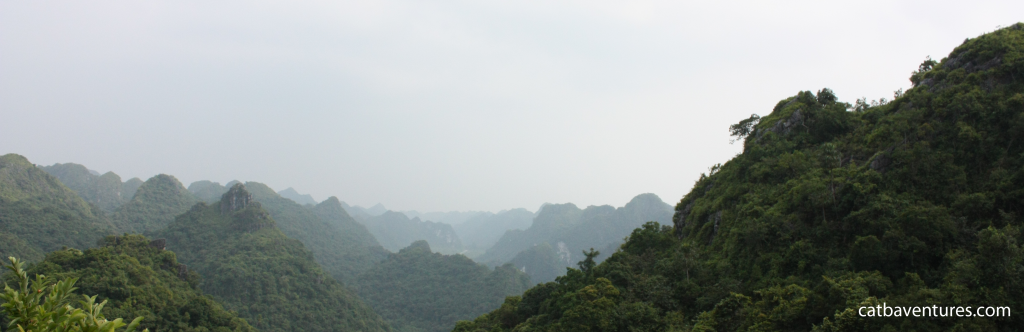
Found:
3,1 -> 1024,331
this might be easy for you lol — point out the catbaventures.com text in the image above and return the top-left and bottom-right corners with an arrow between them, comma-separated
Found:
859,303 -> 1010,317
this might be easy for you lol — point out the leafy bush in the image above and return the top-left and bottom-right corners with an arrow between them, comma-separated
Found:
0,257 -> 147,332
22,235 -> 255,332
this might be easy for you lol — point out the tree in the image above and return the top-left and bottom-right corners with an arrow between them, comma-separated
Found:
577,248 -> 600,275
728,114 -> 761,143
0,257 -> 147,332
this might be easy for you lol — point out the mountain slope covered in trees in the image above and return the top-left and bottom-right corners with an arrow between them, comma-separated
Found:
110,174 -> 197,234
477,193 -> 672,282
22,234 -> 256,332
354,240 -> 530,332
455,24 -> 1024,331
453,208 -> 534,256
154,184 -> 391,332
0,154 -> 113,261
39,162 -> 142,213
244,181 -> 387,284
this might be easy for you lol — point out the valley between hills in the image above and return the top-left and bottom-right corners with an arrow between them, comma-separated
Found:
2,23 -> 1023,332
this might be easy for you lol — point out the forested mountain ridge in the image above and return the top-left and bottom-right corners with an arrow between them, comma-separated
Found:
20,234 -> 256,332
0,154 -> 113,261
244,181 -> 388,284
342,202 -> 388,221
187,180 -> 229,203
477,203 -> 582,266
363,210 -> 464,254
455,24 -> 1024,331
477,193 -> 672,283
354,240 -> 531,332
110,174 -> 197,234
154,184 -> 392,332
39,162 -> 142,213
453,208 -> 534,255
277,187 -> 316,205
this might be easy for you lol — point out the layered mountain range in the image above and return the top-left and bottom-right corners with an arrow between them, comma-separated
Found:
456,24 -> 1024,331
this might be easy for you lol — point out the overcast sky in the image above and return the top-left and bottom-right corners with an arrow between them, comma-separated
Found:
1,1 -> 1021,212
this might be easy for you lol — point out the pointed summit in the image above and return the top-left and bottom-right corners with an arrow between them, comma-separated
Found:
313,196 -> 348,218
278,187 -> 316,205
401,240 -> 432,254
366,203 -> 387,216
220,183 -> 257,215
110,174 -> 197,233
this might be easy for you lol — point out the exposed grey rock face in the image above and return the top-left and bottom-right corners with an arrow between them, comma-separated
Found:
709,210 -> 722,244
220,183 -> 256,215
149,238 -> 166,250
673,201 -> 694,238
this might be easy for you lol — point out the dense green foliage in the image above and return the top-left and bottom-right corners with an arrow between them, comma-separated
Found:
0,154 -> 112,262
455,24 -> 1024,331
111,175 -> 198,234
478,194 -> 672,283
153,184 -> 391,332
244,182 -> 387,284
363,211 -> 464,254
20,235 -> 255,332
354,241 -> 530,332
40,163 -> 141,214
122,178 -> 144,203
507,243 -> 562,285
1,257 -> 148,332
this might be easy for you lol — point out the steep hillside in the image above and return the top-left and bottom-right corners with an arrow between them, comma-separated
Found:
154,184 -> 391,332
0,154 -> 112,261
477,194 -> 672,282
245,181 -> 388,284
354,241 -> 530,332
453,208 -> 534,254
277,187 -> 316,205
122,177 -> 144,201
23,234 -> 256,332
364,211 -> 464,254
110,174 -> 197,234
39,162 -> 140,213
342,202 -> 387,221
477,203 -> 583,267
507,242 -> 562,284
456,24 -> 1024,331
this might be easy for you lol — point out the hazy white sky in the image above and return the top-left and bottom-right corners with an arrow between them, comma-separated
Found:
2,1 -> 1021,212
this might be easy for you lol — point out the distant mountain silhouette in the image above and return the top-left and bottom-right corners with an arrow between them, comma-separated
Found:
477,193 -> 672,282
277,187 -> 316,205
361,211 -> 464,254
